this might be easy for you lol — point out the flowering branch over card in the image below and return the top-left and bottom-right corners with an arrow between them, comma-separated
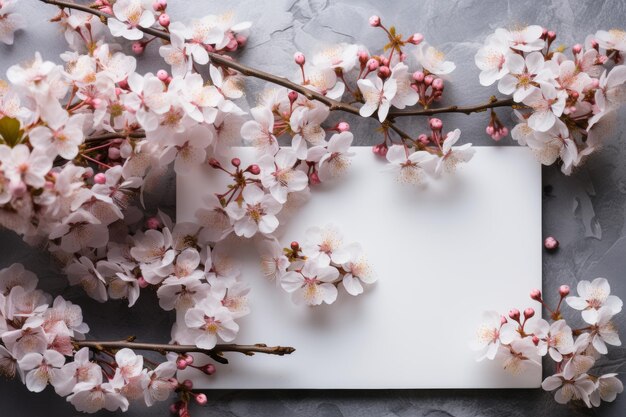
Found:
0,0 -> 622,414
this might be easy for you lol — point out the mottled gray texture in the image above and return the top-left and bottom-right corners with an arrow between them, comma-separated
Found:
1,0 -> 625,416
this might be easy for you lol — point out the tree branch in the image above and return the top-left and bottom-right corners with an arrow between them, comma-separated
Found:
388,97 -> 515,117
76,339 -> 296,357
41,0 -> 514,144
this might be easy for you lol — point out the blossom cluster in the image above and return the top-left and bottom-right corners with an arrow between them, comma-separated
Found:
0,262 -> 211,414
476,26 -> 626,174
0,0 -> 25,45
258,225 -> 376,306
472,278 -> 623,407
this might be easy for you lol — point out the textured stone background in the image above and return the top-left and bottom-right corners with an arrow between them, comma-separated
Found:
1,0 -> 625,416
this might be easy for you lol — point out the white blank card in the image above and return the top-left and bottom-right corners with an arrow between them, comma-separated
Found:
177,146 -> 542,389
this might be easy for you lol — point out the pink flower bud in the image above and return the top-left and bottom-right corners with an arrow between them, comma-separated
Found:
500,315 -> 508,325
530,289 -> 542,301
412,71 -> 425,82
146,216 -> 160,229
246,164 -> 261,175
559,285 -> 570,297
399,52 -> 407,62
366,58 -> 379,72
572,43 -> 582,54
368,15 -> 381,27
138,276 -> 149,288
94,173 -> 107,184
508,308 -> 520,321
544,236 -> 559,251
202,363 -> 217,375
152,0 -> 166,11
157,69 -> 169,81
176,358 -> 188,370
486,125 -> 495,135
231,158 -> 241,167
547,31 -> 556,41
184,354 -> 194,365
118,78 -> 129,90
532,335 -> 540,345
524,307 -> 535,319
358,50 -> 369,64
294,52 -> 306,66
182,379 -> 193,390
429,118 -> 443,130
101,6 -> 112,14
337,122 -> 350,132
225,37 -> 238,51
381,57 -> 390,67
288,91 -> 298,103
500,127 -> 509,137
418,134 -> 429,145
432,78 -> 444,90
372,143 -> 388,157
408,33 -> 424,45
236,35 -> 247,47
208,158 -> 221,169
158,13 -> 170,27
195,393 -> 208,406
309,171 -> 320,185
378,65 -> 391,78
132,42 -> 144,55
591,39 -> 599,50
424,75 -> 434,86
108,147 -> 121,160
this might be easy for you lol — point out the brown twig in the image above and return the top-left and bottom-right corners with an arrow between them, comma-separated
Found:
75,339 -> 296,357
387,97 -> 515,117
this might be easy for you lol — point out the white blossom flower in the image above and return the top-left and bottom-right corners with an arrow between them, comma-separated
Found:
108,0 -> 155,41
495,25 -> 545,52
51,347 -> 101,396
157,275 -> 210,311
588,65 -> 626,129
49,210 -> 109,253
470,311 -> 508,361
434,129 -> 474,176
258,148 -> 308,203
357,76 -> 397,122
240,106 -> 278,155
389,62 -> 419,109
341,243 -> 375,296
531,319 -> 574,361
385,145 -> 434,185
18,349 -> 65,393
595,29 -> 626,52
562,333 -> 595,380
28,113 -> 85,160
0,144 -> 53,189
414,42 -> 456,75
0,345 -> 18,379
184,296 -> 238,349
280,258 -> 339,306
258,238 -> 289,283
195,194 -> 232,242
583,306 -> 621,354
312,43 -> 360,72
65,256 -> 108,302
542,373 -> 596,407
0,1 -> 26,45
475,33 -> 511,86
590,373 -> 624,406
159,124 -> 214,175
498,52 -> 551,102
144,360 -> 177,406
218,281 -> 250,319
522,83 -> 567,132
210,64 -> 245,100
115,348 -> 143,382
306,65 -> 345,100
498,338 -> 541,375
67,379 -> 129,413
130,228 -> 175,283
566,277 -> 623,323
526,119 -> 579,175
225,185 -> 281,238
313,131 -> 355,182
289,102 -> 329,156
168,74 -> 221,123
0,263 -> 38,295
301,224 -> 350,265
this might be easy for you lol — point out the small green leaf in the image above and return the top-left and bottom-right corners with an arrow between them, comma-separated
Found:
0,116 -> 22,147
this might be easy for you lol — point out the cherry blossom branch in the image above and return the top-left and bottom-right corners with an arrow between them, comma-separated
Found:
40,0 -> 515,138
75,338 -> 296,357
